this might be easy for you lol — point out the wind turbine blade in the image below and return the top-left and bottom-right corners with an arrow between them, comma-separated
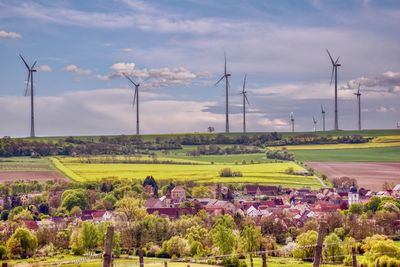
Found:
358,83 -> 361,94
224,52 -> 227,75
242,74 -> 247,92
330,66 -> 334,85
335,56 -> 340,65
326,49 -> 335,65
123,73 -> 138,86
24,72 -> 31,96
215,76 -> 224,86
245,94 -> 250,105
132,87 -> 137,108
321,104 -> 324,113
31,61 -> 37,69
19,54 -> 30,70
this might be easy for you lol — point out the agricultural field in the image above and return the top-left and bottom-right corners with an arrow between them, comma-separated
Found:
289,147 -> 400,162
307,162 -> 400,190
0,157 -> 66,182
51,156 -> 323,188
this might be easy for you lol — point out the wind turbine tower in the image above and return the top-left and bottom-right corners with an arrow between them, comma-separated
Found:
20,54 -> 37,138
321,105 -> 326,132
290,112 -> 295,133
240,74 -> 249,133
123,73 -> 140,135
215,52 -> 231,133
313,116 -> 318,133
354,84 -> 362,131
326,49 -> 341,131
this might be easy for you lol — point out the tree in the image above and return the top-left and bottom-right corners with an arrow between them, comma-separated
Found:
143,176 -> 158,197
61,189 -> 87,211
322,233 -> 344,263
70,229 -> 84,255
192,186 -> 214,198
162,236 -> 189,257
241,223 -> 261,267
0,245 -> 6,260
348,203 -> 363,215
79,222 -> 99,251
116,197 -> 147,222
207,126 -> 215,133
6,228 -> 38,259
292,230 -> 318,260
212,216 -> 236,255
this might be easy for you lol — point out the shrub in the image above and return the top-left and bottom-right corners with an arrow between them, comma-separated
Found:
219,168 -> 243,177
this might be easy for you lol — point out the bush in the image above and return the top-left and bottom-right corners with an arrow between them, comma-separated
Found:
0,245 -> 6,259
219,168 -> 243,177
222,257 -> 247,267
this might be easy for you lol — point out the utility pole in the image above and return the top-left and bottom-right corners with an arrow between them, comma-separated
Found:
139,248 -> 144,267
313,222 -> 326,267
351,247 -> 357,267
260,243 -> 267,267
103,225 -> 114,267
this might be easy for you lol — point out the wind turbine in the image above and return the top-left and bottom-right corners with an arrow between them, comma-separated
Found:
326,49 -> 341,131
240,74 -> 249,133
290,112 -> 295,133
20,54 -> 37,138
313,116 -> 318,133
215,52 -> 231,133
123,73 -> 140,135
354,84 -> 362,131
397,121 -> 400,129
321,105 -> 326,132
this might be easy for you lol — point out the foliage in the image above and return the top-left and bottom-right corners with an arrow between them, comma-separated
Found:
322,233 -> 344,262
292,230 -> 318,260
79,222 -> 99,251
212,215 -> 236,255
191,186 -> 214,198
6,227 -> 38,259
61,189 -> 87,211
115,197 -> 147,221
219,168 -> 243,177
161,236 -> 189,257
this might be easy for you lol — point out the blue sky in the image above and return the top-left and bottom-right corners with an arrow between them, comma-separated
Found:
0,0 -> 399,136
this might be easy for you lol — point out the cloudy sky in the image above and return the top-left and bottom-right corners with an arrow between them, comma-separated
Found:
0,0 -> 399,137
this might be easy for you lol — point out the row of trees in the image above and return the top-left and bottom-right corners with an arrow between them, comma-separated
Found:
266,134 -> 369,146
186,145 -> 262,156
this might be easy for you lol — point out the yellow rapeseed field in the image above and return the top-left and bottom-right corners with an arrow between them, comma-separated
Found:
51,156 -> 321,188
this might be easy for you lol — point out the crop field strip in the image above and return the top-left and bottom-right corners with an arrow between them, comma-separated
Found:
51,157 -> 322,188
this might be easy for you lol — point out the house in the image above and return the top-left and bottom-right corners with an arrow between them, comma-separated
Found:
204,200 -> 236,215
144,198 -> 166,208
246,206 -> 261,217
243,185 -> 280,196
92,210 -> 114,222
170,186 -> 186,203
22,220 -> 39,231
147,207 -> 195,219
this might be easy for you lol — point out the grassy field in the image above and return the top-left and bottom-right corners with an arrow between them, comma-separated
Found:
290,146 -> 400,162
0,255 -> 342,267
0,157 -> 54,171
51,157 -> 322,188
17,129 -> 400,143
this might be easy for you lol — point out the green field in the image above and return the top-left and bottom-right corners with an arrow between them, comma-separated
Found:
51,157 -> 322,188
0,255 -> 342,267
17,129 -> 400,143
290,146 -> 400,162
0,157 -> 54,171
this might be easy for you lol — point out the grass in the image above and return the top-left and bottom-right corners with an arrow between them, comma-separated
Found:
290,146 -> 400,162
51,156 -> 322,188
0,255 -> 344,267
0,157 -> 54,171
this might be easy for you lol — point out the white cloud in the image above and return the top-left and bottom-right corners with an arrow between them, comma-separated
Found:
38,64 -> 52,72
0,29 -> 21,39
122,48 -> 133,53
65,64 -> 92,75
345,71 -> 400,94
100,62 -> 199,88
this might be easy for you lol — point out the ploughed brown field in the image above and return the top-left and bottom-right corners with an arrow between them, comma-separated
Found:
307,162 -> 400,191
0,171 -> 67,182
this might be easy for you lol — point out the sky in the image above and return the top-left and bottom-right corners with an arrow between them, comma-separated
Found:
0,0 -> 399,137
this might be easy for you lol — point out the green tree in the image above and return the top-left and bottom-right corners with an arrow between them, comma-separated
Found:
212,222 -> 236,255
292,230 -> 318,260
162,236 -> 189,257
0,245 -> 6,260
322,233 -> 344,263
192,186 -> 214,198
348,203 -> 363,215
61,189 -> 87,211
70,229 -> 84,255
241,223 -> 261,267
79,222 -> 99,251
116,197 -> 147,222
6,228 -> 38,259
